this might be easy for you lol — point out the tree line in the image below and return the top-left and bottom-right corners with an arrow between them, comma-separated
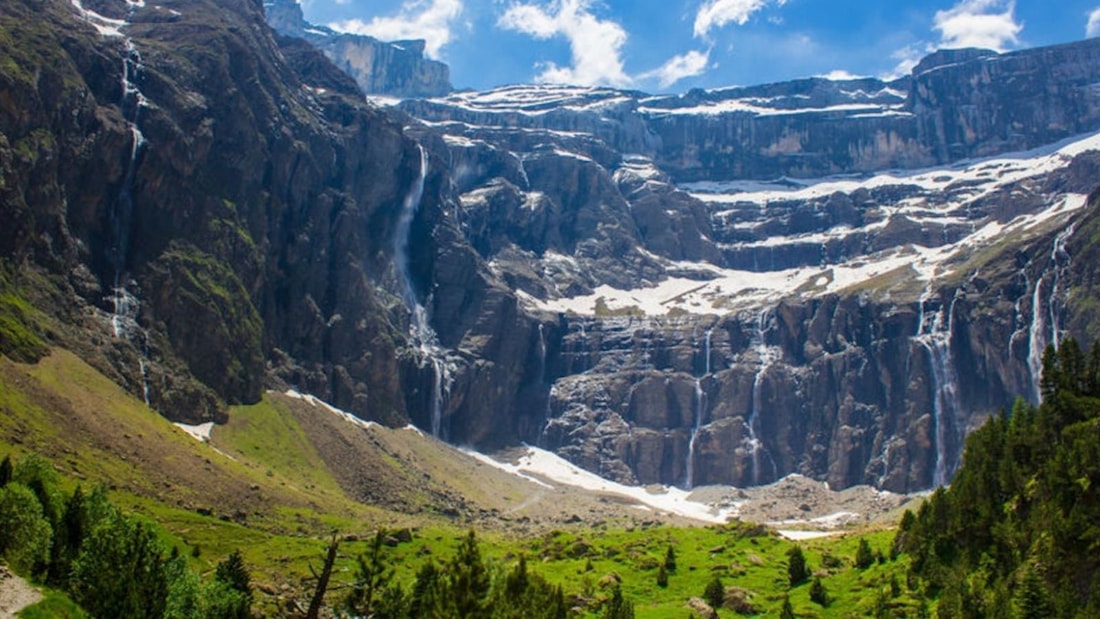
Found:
895,339 -> 1100,617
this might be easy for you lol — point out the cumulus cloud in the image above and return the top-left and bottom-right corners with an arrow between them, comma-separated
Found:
933,0 -> 1022,52
639,50 -> 711,88
1088,8 -> 1100,38
693,0 -> 788,39
328,0 -> 463,59
498,0 -> 632,87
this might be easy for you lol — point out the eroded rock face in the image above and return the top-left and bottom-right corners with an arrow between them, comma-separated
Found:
264,0 -> 451,98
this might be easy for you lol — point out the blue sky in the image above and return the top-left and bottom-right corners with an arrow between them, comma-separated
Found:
297,0 -> 1100,92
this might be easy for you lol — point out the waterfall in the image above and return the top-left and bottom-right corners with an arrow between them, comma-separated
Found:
394,145 -> 453,439
1026,224 -> 1076,403
914,286 -> 961,487
746,309 -> 779,486
107,39 -> 147,339
685,328 -> 712,489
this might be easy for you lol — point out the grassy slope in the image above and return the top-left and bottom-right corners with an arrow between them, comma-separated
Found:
2,349 -> 919,617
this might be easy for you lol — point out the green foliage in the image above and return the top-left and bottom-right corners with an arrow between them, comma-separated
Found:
664,544 -> 677,572
602,583 -> 635,619
786,545 -> 810,588
449,530 -> 491,619
809,575 -> 829,607
0,482 -> 53,573
703,575 -> 724,609
0,273 -> 48,362
0,454 -> 12,486
779,595 -> 795,619
899,338 -> 1100,615
855,538 -> 875,570
656,564 -> 669,588
344,531 -> 392,617
212,550 -> 253,618
71,511 -> 171,619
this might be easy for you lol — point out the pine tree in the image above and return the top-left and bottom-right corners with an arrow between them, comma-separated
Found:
656,564 -> 669,588
344,531 -> 392,617
809,576 -> 829,607
602,584 -> 635,619
1014,564 -> 1053,619
703,575 -> 724,609
213,550 -> 253,619
786,546 -> 810,587
450,530 -> 490,619
408,561 -> 446,618
664,544 -> 677,572
0,455 -> 12,487
779,596 -> 795,619
855,538 -> 874,570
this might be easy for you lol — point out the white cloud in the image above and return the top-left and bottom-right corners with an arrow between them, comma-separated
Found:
640,50 -> 711,88
881,42 -> 934,79
693,0 -> 788,39
932,0 -> 1021,52
1088,8 -> 1100,38
817,69 -> 865,81
328,0 -> 463,59
498,0 -> 632,87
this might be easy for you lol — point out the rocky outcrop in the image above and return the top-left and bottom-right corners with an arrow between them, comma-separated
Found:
264,0 -> 451,98
403,38 -> 1100,182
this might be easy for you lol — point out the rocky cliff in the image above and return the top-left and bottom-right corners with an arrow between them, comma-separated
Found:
4,0 -> 1100,496
264,0 -> 451,98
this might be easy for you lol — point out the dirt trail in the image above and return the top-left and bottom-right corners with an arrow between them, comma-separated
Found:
0,566 -> 41,619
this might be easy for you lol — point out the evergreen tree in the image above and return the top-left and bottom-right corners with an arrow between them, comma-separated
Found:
0,455 -> 12,487
779,596 -> 795,619
450,531 -> 491,619
664,544 -> 677,572
408,561 -> 446,618
344,531 -> 392,617
602,584 -> 635,619
0,482 -> 53,574
786,546 -> 810,588
854,538 -> 874,570
48,485 -> 88,587
213,550 -> 253,619
71,511 -> 171,619
656,564 -> 669,588
703,575 -> 724,609
1013,564 -> 1053,619
809,576 -> 829,607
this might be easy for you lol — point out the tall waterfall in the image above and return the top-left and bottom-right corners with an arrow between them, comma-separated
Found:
1026,224 -> 1076,403
685,328 -> 712,489
914,286 -> 961,487
394,145 -> 453,439
746,309 -> 779,485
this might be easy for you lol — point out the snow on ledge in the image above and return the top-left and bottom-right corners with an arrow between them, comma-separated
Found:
469,446 -> 739,524
284,390 -> 377,431
174,422 -> 214,443
776,530 -> 842,541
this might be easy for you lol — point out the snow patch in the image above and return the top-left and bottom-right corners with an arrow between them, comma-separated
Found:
471,446 -> 738,523
284,390 -> 377,431
174,422 -> 214,443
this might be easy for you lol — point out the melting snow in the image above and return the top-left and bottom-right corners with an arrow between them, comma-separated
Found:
469,446 -> 738,523
174,422 -> 214,443
285,390 -> 377,431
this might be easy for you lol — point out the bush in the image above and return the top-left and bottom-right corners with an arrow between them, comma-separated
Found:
0,482 -> 53,573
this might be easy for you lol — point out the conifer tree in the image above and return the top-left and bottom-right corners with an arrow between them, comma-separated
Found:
809,576 -> 829,607
0,455 -> 12,487
855,538 -> 874,570
704,575 -> 724,609
786,546 -> 810,587
344,531 -> 392,617
779,596 -> 795,619
664,544 -> 677,572
602,583 -> 634,619
450,530 -> 490,618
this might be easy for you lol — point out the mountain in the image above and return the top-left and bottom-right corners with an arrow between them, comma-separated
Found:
263,0 -> 452,98
2,0 -> 1100,501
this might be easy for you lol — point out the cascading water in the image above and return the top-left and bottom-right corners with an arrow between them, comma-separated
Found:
746,309 -> 779,485
1026,224 -> 1076,403
394,145 -> 453,439
684,328 -> 712,489
914,285 -> 961,487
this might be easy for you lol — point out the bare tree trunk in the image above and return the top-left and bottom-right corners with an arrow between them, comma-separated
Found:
306,534 -> 339,619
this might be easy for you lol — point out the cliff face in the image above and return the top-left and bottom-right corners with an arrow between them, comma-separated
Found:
402,38 -> 1100,183
264,0 -> 451,98
0,0 -> 436,424
5,0 -> 1100,495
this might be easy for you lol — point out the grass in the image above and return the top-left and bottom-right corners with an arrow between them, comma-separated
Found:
1,347 -> 926,616
17,590 -> 87,619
